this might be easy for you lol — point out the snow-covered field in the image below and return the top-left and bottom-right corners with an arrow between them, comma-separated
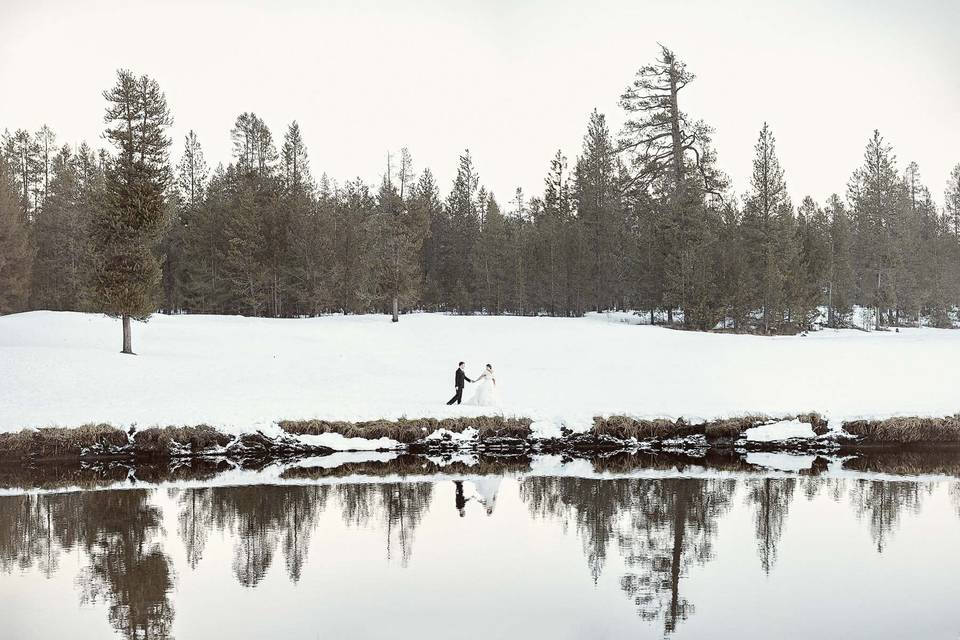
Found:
2,310 -> 960,435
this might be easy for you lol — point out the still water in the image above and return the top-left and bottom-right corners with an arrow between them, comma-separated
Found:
1,456 -> 960,639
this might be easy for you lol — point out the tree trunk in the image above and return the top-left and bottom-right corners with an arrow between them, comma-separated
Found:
392,296 -> 399,323
121,314 -> 133,354
827,282 -> 834,328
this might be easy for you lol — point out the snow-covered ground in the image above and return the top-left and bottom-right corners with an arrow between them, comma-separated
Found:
3,310 -> 960,435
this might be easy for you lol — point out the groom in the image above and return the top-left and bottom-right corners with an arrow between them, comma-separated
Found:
446,361 -> 472,405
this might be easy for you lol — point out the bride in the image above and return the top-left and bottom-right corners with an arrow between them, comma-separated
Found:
466,364 -> 499,407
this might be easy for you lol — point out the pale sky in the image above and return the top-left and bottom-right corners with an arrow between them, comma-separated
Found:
1,0 -> 958,208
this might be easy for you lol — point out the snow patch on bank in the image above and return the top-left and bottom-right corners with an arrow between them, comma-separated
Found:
745,419 -> 817,442
425,427 -> 478,442
298,432 -> 401,451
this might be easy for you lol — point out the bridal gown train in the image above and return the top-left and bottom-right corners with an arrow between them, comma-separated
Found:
466,372 -> 499,407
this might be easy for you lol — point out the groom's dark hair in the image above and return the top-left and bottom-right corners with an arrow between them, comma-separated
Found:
458,361 -> 465,366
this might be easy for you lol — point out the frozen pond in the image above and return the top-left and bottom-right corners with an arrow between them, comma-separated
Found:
2,456 -> 960,639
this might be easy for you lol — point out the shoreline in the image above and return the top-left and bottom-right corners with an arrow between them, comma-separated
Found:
2,414 -> 960,466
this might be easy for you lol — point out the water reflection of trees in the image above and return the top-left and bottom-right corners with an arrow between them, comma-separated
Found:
799,476 -> 846,502
337,482 -> 434,567
206,486 -> 330,586
188,482 -> 432,582
172,487 -> 213,570
849,480 -> 930,553
522,477 -> 629,582
745,478 -> 796,574
521,477 -> 735,635
618,479 -> 735,634
0,491 -> 175,639
76,491 -> 174,639
0,493 -> 61,577
2,473 -> 955,638
520,475 -> 944,634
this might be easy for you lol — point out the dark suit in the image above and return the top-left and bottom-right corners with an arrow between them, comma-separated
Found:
446,368 -> 472,405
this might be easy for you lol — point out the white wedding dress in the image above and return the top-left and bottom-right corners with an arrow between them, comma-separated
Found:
466,370 -> 500,407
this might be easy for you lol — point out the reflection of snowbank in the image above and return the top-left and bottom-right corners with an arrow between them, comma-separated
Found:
4,450 -> 955,497
744,452 -> 819,472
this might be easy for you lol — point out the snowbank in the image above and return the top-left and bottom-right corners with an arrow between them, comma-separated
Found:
4,311 -> 960,435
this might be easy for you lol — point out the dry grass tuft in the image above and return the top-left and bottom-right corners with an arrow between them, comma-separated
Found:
279,416 -> 533,443
591,416 -> 700,439
133,425 -> 233,455
0,424 -> 127,460
843,416 -> 960,443
796,412 -> 829,435
703,416 -> 770,439
591,415 -> 769,441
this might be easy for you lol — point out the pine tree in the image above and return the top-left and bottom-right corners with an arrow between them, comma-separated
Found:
788,197 -> 829,329
619,46 -> 725,326
574,110 -> 620,311
31,145 -> 95,310
714,202 -> 751,329
474,195 -> 512,313
231,112 -> 277,177
92,69 -> 173,354
281,121 -> 311,192
372,149 -> 427,321
413,169 -> 445,310
34,125 -> 56,208
184,165 -> 232,312
743,123 -> 794,332
0,153 -> 32,312
333,178 -> 376,313
847,130 -> 904,329
443,151 -> 481,312
287,174 -> 335,316
509,188 -> 529,315
532,150 -> 572,315
825,194 -> 856,326
177,131 -> 209,208
163,131 -> 209,312
222,167 -> 270,314
946,164 -> 960,237
279,125 -> 321,317
2,128 -> 40,220
896,161 -> 931,324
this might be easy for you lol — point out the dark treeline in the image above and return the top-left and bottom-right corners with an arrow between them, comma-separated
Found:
2,46 -> 960,340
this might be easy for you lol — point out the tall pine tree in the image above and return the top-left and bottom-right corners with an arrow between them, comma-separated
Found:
92,70 -> 173,353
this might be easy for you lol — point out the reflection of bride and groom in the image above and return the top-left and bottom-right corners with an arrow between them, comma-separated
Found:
446,361 -> 499,407
454,477 -> 501,516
